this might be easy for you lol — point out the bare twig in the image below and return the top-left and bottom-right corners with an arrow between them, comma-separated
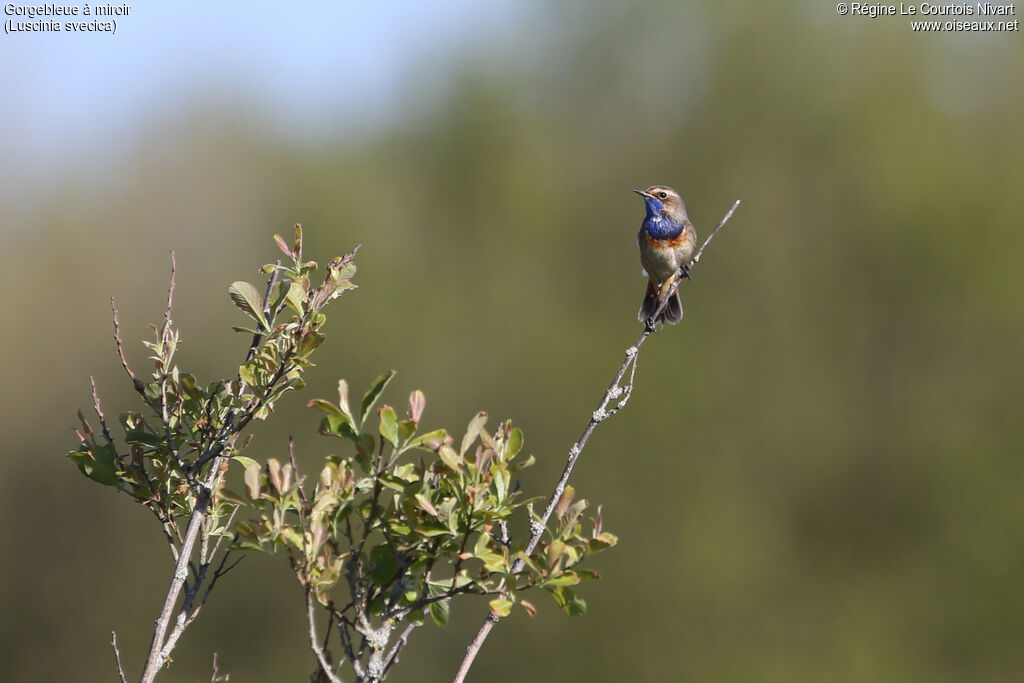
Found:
208,506 -> 241,562
111,631 -> 128,683
335,610 -> 360,677
452,199 -> 740,683
90,377 -> 114,446
158,255 -> 182,466
307,589 -> 344,683
111,298 -> 143,392
382,623 -> 418,676
323,608 -> 335,654
164,252 -> 176,325
195,531 -> 244,617
159,545 -> 244,666
246,259 -> 282,363
210,652 -> 219,683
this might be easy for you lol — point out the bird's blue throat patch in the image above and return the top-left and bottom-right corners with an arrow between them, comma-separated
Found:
642,197 -> 684,240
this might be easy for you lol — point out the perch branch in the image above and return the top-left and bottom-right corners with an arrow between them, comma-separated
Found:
452,199 -> 740,683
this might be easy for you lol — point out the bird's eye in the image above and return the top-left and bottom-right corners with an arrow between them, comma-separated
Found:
658,192 -> 667,199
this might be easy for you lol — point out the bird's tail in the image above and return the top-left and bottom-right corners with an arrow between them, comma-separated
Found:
638,280 -> 684,325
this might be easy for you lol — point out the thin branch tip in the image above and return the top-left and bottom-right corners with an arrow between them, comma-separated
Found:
165,251 -> 177,322
111,631 -> 128,683
647,198 -> 741,327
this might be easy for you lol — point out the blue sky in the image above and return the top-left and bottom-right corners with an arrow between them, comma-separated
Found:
1,1 -> 529,180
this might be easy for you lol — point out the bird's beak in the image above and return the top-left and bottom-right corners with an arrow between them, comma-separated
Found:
633,189 -> 653,199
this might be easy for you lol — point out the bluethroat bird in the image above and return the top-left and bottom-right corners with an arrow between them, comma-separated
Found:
635,185 -> 697,325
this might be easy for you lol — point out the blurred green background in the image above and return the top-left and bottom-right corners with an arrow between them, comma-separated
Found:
3,1 -> 1024,681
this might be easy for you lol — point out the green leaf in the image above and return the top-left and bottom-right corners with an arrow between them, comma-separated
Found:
280,527 -> 304,550
473,534 -> 506,572
509,453 -> 536,473
488,598 -> 513,618
124,429 -> 163,447
217,488 -> 250,507
506,427 -> 523,460
398,419 -> 417,442
228,281 -> 268,330
379,404 -> 399,446
543,573 -> 581,587
369,545 -> 399,585
438,498 -> 459,534
428,573 -> 474,590
429,599 -> 450,627
308,399 -> 358,439
410,428 -> 449,450
460,411 -> 488,456
415,493 -> 439,518
549,585 -> 587,616
588,532 -> 619,552
299,330 -> 325,356
284,281 -> 306,315
68,443 -> 119,487
437,444 -> 462,471
515,551 -> 544,577
379,477 -> 407,493
233,455 -> 259,470
357,433 -> 375,459
493,466 -> 510,501
179,373 -> 201,400
269,279 -> 289,319
239,362 -> 257,386
360,371 -> 396,426
308,398 -> 344,420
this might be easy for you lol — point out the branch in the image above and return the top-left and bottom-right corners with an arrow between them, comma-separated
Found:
111,631 -> 128,683
158,530 -> 243,663
452,199 -> 740,683
381,623 -> 417,676
90,377 -> 114,446
111,298 -> 143,393
307,589 -> 344,683
139,259 -> 284,683
646,199 -> 741,330
164,251 -> 177,326
246,259 -> 281,363
158,255 -> 182,467
140,463 -> 222,683
187,260 -> 282,477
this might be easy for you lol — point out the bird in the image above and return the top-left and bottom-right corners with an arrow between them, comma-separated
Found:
635,185 -> 697,325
